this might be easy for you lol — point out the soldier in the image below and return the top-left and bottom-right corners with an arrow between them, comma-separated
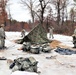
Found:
0,24 -> 6,49
21,29 -> 26,38
74,26 -> 76,35
72,26 -> 76,48
49,26 -> 54,39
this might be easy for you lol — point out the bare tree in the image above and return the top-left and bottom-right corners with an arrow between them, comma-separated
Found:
38,0 -> 51,25
6,1 -> 13,26
20,0 -> 37,24
44,8 -> 53,31
51,0 -> 69,26
61,0 -> 69,25
20,0 -> 51,26
0,0 -> 9,25
69,7 -> 76,25
53,0 -> 61,26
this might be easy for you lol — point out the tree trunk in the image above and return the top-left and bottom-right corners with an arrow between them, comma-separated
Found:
57,1 -> 60,26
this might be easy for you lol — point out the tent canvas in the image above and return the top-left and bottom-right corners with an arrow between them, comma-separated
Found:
21,24 -> 50,44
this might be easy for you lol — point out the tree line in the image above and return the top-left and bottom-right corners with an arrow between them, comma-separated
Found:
0,0 -> 76,35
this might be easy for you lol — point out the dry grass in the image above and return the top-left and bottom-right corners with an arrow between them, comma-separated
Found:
50,40 -> 70,49
17,39 -> 75,50
50,40 -> 61,48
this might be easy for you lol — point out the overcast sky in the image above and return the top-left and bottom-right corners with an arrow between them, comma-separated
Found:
7,0 -> 74,22
7,0 -> 31,22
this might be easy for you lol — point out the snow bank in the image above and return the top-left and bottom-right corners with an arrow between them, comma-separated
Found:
0,32 -> 76,75
11,71 -> 38,75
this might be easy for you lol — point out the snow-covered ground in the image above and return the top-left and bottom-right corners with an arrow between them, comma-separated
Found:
47,33 -> 74,47
0,32 -> 76,75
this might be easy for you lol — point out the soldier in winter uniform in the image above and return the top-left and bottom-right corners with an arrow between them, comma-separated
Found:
21,29 -> 26,38
49,26 -> 54,39
72,26 -> 76,48
73,26 -> 76,35
0,24 -> 6,49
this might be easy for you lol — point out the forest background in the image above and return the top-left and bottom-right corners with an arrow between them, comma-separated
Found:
0,0 -> 76,35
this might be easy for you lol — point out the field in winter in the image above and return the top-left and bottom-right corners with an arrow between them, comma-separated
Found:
0,32 -> 76,75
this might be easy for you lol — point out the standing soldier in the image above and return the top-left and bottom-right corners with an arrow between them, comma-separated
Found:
72,26 -> 76,48
21,29 -> 26,38
74,26 -> 76,35
49,26 -> 54,39
0,24 -> 6,49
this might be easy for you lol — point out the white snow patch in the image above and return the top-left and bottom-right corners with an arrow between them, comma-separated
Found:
11,71 -> 38,75
0,32 -> 76,75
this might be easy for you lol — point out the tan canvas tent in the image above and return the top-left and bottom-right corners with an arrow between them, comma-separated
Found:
20,24 -> 50,44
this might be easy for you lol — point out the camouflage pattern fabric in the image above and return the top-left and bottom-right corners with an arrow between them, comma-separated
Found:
23,24 -> 50,44
72,35 -> 76,48
10,57 -> 38,72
